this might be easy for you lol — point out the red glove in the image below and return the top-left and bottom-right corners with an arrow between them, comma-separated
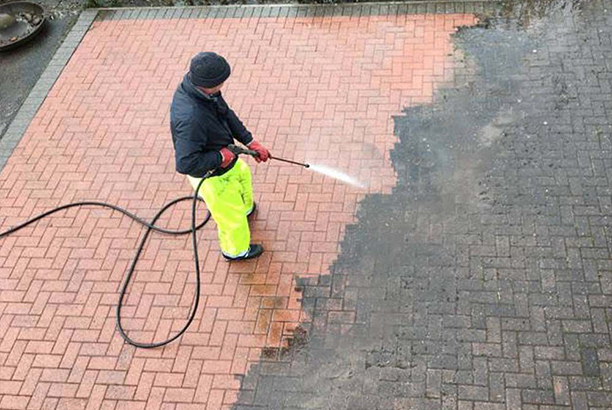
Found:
247,140 -> 270,163
219,147 -> 236,168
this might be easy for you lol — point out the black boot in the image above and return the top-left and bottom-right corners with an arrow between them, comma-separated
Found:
223,244 -> 264,261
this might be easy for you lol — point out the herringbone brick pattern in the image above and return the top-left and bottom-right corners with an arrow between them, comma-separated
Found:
0,10 -> 475,410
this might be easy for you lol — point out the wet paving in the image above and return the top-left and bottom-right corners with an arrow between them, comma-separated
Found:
234,1 -> 612,408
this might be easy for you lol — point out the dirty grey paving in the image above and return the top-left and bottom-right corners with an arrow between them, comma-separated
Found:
233,1 -> 612,409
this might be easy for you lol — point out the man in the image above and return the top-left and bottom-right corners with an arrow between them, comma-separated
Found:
170,52 -> 270,261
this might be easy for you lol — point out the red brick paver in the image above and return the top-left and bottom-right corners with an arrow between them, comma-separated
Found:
0,10 -> 476,410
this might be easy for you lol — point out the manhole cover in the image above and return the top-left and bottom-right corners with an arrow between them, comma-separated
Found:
0,2 -> 46,52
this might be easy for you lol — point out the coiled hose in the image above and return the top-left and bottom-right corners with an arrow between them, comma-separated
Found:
0,176 -> 210,348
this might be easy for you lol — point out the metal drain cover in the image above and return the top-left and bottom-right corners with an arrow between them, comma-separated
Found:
0,2 -> 46,52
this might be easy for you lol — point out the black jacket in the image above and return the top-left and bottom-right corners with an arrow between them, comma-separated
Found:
170,75 -> 253,178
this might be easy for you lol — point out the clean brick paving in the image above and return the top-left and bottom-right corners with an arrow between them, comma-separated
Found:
0,3 -> 479,410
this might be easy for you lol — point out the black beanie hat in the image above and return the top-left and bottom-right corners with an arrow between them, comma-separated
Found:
188,52 -> 231,88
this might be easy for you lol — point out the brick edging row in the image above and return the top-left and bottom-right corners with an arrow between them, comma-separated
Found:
97,1 -> 499,21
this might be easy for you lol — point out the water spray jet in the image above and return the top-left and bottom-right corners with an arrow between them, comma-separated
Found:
228,144 -> 366,188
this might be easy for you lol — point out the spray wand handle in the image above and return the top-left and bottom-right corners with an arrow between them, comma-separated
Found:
227,144 -> 310,168
227,144 -> 258,157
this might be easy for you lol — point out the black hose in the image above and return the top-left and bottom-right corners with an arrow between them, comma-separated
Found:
0,177 -> 210,348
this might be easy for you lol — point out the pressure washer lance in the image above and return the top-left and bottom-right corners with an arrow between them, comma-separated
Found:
227,144 -> 310,168
0,144 -> 309,349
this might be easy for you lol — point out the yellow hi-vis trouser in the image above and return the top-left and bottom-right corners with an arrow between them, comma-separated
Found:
187,159 -> 254,258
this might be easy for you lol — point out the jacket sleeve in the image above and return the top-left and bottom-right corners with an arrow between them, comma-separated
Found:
226,107 -> 254,146
172,118 -> 222,178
